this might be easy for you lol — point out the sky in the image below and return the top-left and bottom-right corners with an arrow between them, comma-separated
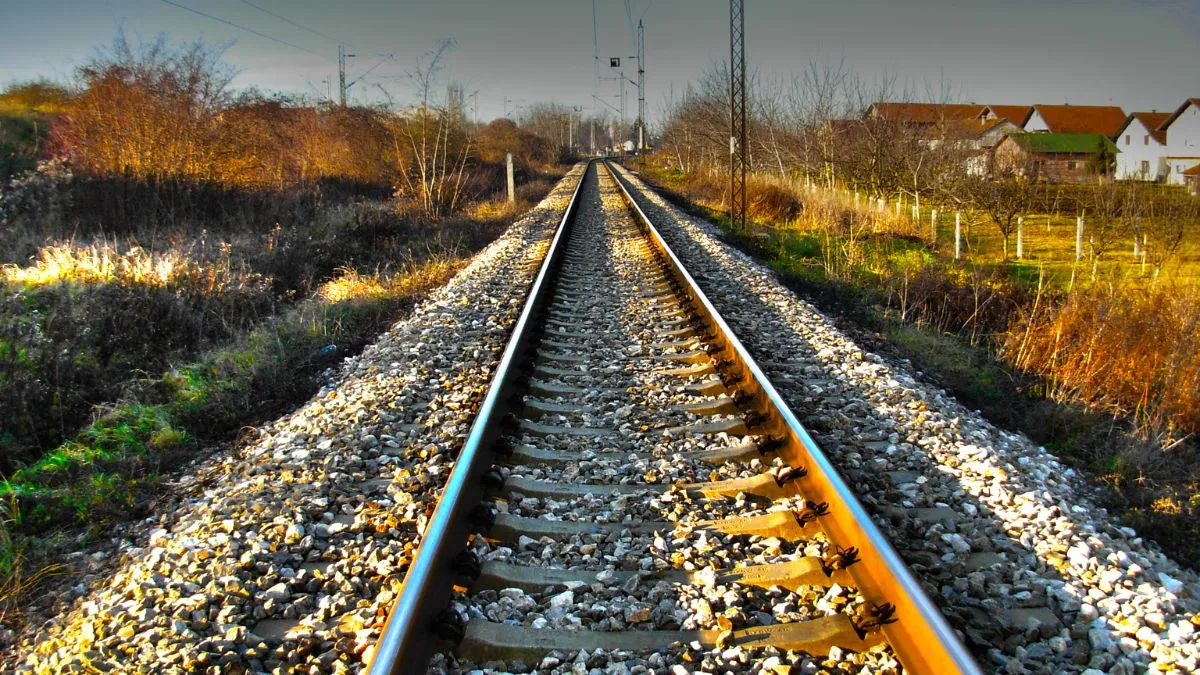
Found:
0,0 -> 1198,123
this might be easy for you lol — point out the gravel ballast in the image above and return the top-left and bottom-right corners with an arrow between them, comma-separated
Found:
611,162 -> 1200,675
7,165 -> 586,674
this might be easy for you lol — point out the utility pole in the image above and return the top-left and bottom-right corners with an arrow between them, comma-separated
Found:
620,77 -> 626,129
637,20 -> 646,150
729,0 -> 747,232
338,44 -> 357,106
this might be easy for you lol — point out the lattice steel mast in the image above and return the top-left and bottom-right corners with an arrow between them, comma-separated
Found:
729,0 -> 747,232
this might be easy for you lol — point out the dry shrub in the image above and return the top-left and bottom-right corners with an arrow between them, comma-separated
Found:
746,179 -> 802,224
1006,283 -> 1200,439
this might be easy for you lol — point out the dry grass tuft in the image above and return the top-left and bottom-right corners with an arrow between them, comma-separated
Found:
2,241 -> 264,291
317,258 -> 462,305
1006,283 -> 1200,441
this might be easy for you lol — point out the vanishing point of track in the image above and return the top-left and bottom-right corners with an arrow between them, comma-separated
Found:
367,161 -> 982,674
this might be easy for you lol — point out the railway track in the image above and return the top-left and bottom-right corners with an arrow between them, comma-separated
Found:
368,161 -> 981,674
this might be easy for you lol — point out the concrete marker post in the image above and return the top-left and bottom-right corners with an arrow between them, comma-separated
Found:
506,153 -> 515,204
1075,214 -> 1084,261
1016,216 -> 1024,259
955,212 -> 962,260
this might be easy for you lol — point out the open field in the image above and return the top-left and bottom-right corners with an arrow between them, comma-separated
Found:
753,175 -> 1200,288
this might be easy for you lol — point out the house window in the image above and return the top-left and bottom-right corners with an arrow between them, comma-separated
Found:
1141,160 -> 1150,174
1067,160 -> 1077,170
1125,134 -> 1131,145
1144,135 -> 1149,145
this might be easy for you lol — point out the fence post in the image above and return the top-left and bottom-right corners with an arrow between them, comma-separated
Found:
1075,214 -> 1084,260
506,153 -> 515,204
931,209 -> 938,243
895,199 -> 901,218
955,212 -> 963,260
1016,216 -> 1024,259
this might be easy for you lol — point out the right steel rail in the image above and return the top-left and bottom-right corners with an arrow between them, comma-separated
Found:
605,160 -> 982,674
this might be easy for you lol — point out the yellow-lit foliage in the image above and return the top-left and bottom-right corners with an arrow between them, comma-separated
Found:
2,242 -> 262,293
0,80 -> 71,114
317,259 -> 462,305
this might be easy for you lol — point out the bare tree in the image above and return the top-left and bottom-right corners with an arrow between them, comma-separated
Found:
1141,190 -> 1196,279
388,40 -> 473,217
944,172 -> 1034,260
1085,180 -> 1136,279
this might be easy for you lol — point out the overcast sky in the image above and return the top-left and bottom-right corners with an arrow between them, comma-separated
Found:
1,0 -> 1197,122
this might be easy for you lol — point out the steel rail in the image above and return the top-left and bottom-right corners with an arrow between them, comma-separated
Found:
365,161 -> 590,675
605,160 -> 982,675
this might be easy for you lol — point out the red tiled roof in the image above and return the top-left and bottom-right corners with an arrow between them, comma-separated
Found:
1184,164 -> 1200,176
1031,104 -> 1127,136
1160,98 -> 1200,131
982,105 -> 1033,127
1119,112 -> 1171,144
980,118 -> 1019,133
869,102 -> 986,124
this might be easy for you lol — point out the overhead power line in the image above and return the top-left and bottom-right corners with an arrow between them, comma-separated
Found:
238,0 -> 346,46
157,0 -> 330,60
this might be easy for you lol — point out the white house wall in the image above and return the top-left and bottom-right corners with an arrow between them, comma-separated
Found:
1116,118 -> 1167,181
1165,101 -> 1200,186
1024,110 -> 1049,132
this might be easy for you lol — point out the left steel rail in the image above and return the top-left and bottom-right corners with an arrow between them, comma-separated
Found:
364,162 -> 590,675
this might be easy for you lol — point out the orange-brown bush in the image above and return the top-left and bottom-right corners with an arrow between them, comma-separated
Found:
53,37 -> 397,190
1006,283 -> 1200,440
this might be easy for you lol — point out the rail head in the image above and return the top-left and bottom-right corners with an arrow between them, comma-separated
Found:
604,160 -> 982,675
365,161 -> 591,675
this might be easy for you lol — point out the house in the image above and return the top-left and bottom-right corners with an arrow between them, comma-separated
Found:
979,105 -> 1034,128
964,119 -> 1024,175
1023,104 -> 1127,136
1185,165 -> 1200,196
994,133 -> 1118,183
866,102 -> 986,129
977,118 -> 1023,149
1160,98 -> 1200,186
1114,112 -> 1170,181
866,102 -> 1021,157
